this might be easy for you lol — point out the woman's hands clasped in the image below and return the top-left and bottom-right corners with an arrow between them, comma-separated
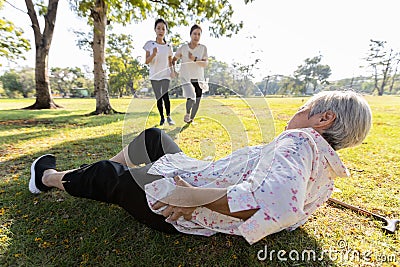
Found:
152,176 -> 197,221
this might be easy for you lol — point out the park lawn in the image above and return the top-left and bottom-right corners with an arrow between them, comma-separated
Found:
0,96 -> 399,266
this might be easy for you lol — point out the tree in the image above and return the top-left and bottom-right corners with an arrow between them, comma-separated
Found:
0,71 -> 22,98
388,56 -> 400,93
0,68 -> 36,98
294,55 -> 331,94
328,76 -> 375,94
205,56 -> 233,95
0,81 -> 4,96
0,1 -> 30,64
365,40 -> 400,95
256,74 -> 285,95
18,67 -> 36,97
108,58 -> 148,97
315,64 -> 331,88
50,67 -> 92,96
232,59 -> 260,96
276,75 -> 303,95
71,0 -> 255,114
106,33 -> 148,97
24,0 -> 61,109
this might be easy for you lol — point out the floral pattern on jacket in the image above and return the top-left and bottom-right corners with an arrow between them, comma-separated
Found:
145,128 -> 349,244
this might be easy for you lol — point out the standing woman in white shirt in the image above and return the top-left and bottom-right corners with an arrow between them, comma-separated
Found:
143,19 -> 175,126
173,24 -> 208,123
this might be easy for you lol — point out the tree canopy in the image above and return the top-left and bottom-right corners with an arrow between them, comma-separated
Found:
106,33 -> 148,97
0,0 -> 30,65
294,55 -> 331,94
0,68 -> 35,98
68,0 -> 255,114
365,39 -> 400,95
71,0 -> 253,36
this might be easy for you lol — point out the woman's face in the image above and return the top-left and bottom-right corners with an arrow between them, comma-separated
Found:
190,29 -> 202,43
155,23 -> 166,39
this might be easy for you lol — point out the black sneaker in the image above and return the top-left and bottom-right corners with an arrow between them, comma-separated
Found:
29,154 -> 56,194
160,118 -> 165,126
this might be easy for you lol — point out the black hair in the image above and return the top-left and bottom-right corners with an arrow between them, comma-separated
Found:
154,18 -> 168,44
190,24 -> 202,35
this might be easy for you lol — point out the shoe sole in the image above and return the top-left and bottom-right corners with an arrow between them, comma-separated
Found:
29,154 -> 54,194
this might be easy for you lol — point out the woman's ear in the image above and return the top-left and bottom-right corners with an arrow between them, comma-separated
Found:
314,111 -> 336,130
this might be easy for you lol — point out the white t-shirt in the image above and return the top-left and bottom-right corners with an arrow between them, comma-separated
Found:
143,40 -> 173,80
175,43 -> 208,82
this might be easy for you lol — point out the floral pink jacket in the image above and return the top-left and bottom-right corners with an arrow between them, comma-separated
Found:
145,128 -> 349,244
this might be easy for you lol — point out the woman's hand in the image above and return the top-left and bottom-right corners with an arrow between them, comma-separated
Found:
152,47 -> 158,56
157,204 -> 196,221
188,51 -> 196,61
152,176 -> 257,221
152,176 -> 197,221
170,70 -> 178,79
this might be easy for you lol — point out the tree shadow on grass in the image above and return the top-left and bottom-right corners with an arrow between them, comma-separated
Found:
0,109 -> 156,129
0,110 -> 159,151
0,133 -> 335,266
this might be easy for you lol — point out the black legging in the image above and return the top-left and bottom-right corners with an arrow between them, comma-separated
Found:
151,79 -> 171,119
186,80 -> 203,120
62,128 -> 181,233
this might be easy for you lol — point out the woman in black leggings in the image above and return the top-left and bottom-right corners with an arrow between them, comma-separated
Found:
143,19 -> 176,126
172,24 -> 208,123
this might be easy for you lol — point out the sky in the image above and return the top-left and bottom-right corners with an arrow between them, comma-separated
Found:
1,0 -> 400,81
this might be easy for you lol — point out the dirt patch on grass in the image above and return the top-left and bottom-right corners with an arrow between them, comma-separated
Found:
0,119 -> 53,126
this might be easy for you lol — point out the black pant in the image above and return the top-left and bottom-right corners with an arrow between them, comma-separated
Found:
186,80 -> 203,119
62,128 -> 181,234
151,79 -> 171,119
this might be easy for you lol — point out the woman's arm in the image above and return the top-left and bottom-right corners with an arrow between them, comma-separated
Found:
152,176 -> 258,221
188,52 -> 208,68
168,55 -> 177,78
196,58 -> 208,68
145,48 -> 157,64
202,190 -> 258,220
172,53 -> 181,66
172,46 -> 182,66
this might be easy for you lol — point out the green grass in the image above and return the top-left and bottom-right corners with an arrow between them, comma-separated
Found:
0,96 -> 399,266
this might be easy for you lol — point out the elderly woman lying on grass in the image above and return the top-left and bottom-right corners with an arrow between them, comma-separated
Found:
29,91 -> 372,244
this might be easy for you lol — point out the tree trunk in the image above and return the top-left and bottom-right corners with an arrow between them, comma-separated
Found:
379,58 -> 391,96
312,81 -> 317,92
372,64 -> 379,94
90,0 -> 117,115
264,76 -> 270,95
24,0 -> 61,109
389,60 -> 399,93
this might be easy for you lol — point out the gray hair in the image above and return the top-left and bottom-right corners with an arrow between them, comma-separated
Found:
305,90 -> 372,150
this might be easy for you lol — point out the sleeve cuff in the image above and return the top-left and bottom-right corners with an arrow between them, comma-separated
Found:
237,209 -> 282,245
227,182 -> 259,213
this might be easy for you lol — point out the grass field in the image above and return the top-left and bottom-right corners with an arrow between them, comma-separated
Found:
0,96 -> 399,266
